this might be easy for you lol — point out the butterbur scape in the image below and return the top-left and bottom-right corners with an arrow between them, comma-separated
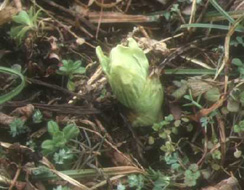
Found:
96,38 -> 164,127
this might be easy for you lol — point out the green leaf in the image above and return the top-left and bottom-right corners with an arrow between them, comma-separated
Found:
73,67 -> 86,75
67,80 -> 75,91
153,175 -> 170,190
9,118 -> 27,137
204,87 -> 220,102
32,109 -> 43,123
117,183 -> 126,190
47,120 -> 60,135
227,98 -> 240,112
189,164 -> 198,172
10,26 -> 24,38
41,140 -> 55,151
212,149 -> 221,160
172,84 -> 188,99
12,10 -> 32,25
181,23 -> 244,32
63,124 -> 79,141
16,26 -> 32,43
148,136 -> 155,145
0,66 -> 25,104
128,175 -> 144,190
239,91 -> 244,105
53,131 -> 66,148
232,58 -> 243,67
72,60 -> 82,70
209,0 -> 235,24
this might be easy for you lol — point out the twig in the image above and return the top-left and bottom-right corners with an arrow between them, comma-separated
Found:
27,78 -> 78,96
9,166 -> 21,190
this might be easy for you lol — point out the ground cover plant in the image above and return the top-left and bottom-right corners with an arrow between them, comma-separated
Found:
0,0 -> 244,189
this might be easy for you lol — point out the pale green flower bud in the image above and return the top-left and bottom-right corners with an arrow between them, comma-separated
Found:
96,38 -> 164,126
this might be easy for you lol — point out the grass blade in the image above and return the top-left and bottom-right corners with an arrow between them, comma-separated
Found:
0,66 -> 25,104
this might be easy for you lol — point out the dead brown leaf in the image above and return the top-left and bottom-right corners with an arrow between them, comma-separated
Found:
10,104 -> 35,121
202,177 -> 241,190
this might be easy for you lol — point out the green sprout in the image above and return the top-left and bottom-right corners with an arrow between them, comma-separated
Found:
9,118 -> 28,137
184,164 -> 201,187
10,6 -> 42,43
234,120 -> 244,133
57,59 -> 86,91
32,109 -> 43,123
96,38 -> 164,127
41,120 -> 79,155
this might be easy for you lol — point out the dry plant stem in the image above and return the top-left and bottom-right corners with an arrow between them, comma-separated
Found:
216,115 -> 226,165
96,0 -> 104,39
95,0 -> 123,8
40,157 -> 90,189
180,55 -> 215,69
197,132 -> 208,166
40,0 -> 97,31
196,0 -> 210,23
13,0 -> 22,11
27,78 -> 77,96
79,126 -> 144,170
87,67 -> 103,86
124,0 -> 132,12
188,0 -> 197,31
91,174 -> 125,190
197,95 -> 226,120
160,32 -> 184,43
4,102 -> 100,115
9,166 -> 21,190
0,0 -> 9,10
214,14 -> 244,95
49,169 -> 90,190
158,35 -> 223,72
56,15 -> 94,38
95,117 -> 113,143
31,0 -> 95,48
235,1 -> 244,10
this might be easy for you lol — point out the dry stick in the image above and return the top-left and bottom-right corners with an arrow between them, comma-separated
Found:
157,35 -> 224,73
96,0 -> 104,39
27,78 -> 78,96
13,0 -> 22,11
31,0 -> 95,48
95,0 -> 123,8
4,102 -> 100,115
195,0 -> 210,24
79,126 -> 144,170
216,115 -> 226,165
9,166 -> 21,190
124,0 -> 132,13
235,1 -> 244,11
214,14 -> 244,94
91,174 -> 125,190
40,0 -> 97,32
188,0 -> 197,31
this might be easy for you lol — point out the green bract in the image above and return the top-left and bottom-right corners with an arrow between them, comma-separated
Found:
96,38 -> 164,127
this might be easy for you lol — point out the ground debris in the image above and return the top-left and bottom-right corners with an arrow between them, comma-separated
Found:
202,177 -> 241,190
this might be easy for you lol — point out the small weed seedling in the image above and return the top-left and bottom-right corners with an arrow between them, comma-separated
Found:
57,59 -> 86,91
32,109 -> 43,123
234,120 -> 244,133
41,120 -> 79,155
9,118 -> 28,137
10,6 -> 42,43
